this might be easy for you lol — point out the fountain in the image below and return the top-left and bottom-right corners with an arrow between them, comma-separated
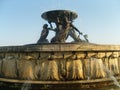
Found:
0,10 -> 120,90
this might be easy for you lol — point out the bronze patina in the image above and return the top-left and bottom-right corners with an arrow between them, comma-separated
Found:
37,10 -> 86,43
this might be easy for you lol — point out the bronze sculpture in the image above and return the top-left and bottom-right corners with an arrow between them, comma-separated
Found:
37,24 -> 53,43
39,10 -> 88,43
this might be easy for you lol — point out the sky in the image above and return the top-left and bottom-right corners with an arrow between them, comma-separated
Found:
0,0 -> 120,46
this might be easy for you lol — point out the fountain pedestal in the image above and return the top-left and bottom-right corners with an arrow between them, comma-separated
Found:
0,43 -> 120,89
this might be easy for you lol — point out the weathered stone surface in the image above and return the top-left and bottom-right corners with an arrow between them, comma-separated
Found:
97,52 -> 106,58
0,43 -> 120,52
0,43 -> 120,88
0,53 -> 5,59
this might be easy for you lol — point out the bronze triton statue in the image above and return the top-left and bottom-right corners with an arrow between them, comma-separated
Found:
37,10 -> 88,43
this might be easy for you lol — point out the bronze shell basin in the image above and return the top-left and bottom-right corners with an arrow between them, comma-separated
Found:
41,10 -> 78,22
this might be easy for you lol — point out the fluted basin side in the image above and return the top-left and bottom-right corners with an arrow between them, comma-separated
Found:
0,43 -> 120,81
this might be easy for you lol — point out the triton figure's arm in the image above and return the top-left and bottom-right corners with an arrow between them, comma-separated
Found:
71,24 -> 83,35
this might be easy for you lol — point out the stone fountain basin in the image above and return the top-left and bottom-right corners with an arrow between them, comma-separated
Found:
0,77 -> 119,89
0,43 -> 120,89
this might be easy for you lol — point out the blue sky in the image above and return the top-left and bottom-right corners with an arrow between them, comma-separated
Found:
0,0 -> 120,46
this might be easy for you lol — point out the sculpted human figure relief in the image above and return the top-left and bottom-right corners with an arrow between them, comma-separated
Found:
65,22 -> 83,42
51,16 -> 71,43
37,24 -> 53,43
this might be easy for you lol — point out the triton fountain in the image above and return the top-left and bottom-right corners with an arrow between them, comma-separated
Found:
0,10 -> 120,90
